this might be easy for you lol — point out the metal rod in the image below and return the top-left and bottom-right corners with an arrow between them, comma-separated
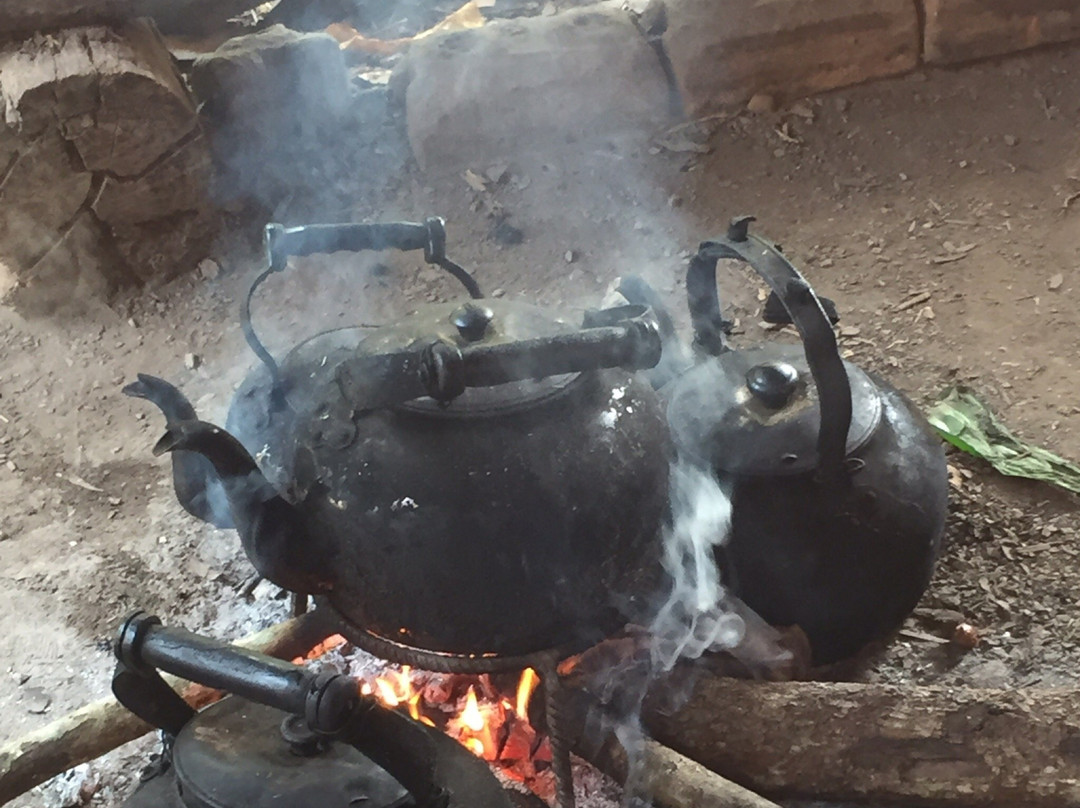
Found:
542,660 -> 577,808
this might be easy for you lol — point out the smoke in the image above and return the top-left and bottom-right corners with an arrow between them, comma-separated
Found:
648,461 -> 745,672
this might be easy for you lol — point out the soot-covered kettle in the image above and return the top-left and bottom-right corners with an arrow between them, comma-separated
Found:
654,217 -> 948,664
126,218 -> 672,660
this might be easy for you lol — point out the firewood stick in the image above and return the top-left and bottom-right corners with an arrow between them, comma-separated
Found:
562,686 -> 780,808
592,736 -> 782,808
0,609 -> 337,806
646,676 -> 1080,807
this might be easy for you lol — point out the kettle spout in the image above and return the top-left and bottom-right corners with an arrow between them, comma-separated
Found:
124,375 -> 233,529
153,419 -> 334,596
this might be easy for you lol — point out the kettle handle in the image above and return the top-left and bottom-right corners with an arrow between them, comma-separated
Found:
241,218 -> 484,397
686,216 -> 852,484
112,612 -> 453,808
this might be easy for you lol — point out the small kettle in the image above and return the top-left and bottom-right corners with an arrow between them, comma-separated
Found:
649,217 -> 949,664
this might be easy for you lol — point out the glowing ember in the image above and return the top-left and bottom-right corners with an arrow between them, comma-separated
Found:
291,633 -> 346,664
351,659 -> 544,779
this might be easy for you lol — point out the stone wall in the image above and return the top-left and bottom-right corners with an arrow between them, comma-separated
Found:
397,0 -> 1080,166
3,0 -> 1080,313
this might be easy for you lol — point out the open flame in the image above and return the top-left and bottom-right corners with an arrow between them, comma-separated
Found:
293,637 -> 556,800
451,685 -> 500,760
516,666 -> 539,720
358,665 -> 542,770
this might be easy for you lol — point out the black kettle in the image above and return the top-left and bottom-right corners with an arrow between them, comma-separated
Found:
126,218 -> 672,660
639,217 -> 949,665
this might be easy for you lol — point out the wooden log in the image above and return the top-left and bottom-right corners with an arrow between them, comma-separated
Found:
588,736 -> 782,808
646,675 -> 1080,806
0,0 -> 264,40
0,609 -> 338,806
0,20 -> 217,313
560,668 -> 781,808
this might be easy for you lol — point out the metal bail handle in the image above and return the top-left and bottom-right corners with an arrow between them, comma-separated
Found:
686,216 -> 853,484
241,217 -> 484,399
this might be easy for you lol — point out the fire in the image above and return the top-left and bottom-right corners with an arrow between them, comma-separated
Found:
450,685 -> 501,760
516,667 -> 539,720
296,641 -> 552,797
461,686 -> 485,731
357,664 -> 541,766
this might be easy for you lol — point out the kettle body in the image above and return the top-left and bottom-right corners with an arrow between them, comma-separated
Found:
662,217 -> 948,664
128,218 -> 672,659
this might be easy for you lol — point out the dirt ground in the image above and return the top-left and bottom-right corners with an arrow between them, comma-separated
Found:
3,33 -> 1080,808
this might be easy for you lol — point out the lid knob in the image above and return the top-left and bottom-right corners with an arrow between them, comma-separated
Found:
451,303 -> 494,342
746,362 -> 799,409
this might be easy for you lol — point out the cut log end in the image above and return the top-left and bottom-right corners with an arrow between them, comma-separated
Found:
0,19 -> 217,317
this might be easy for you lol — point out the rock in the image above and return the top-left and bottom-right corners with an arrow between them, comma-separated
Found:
788,99 -> 816,120
23,685 -> 52,714
184,352 -> 200,370
1049,272 -> 1064,291
189,25 -> 352,208
962,658 -> 1013,688
1004,133 -> 1018,146
491,219 -> 525,246
746,92 -> 777,114
923,0 -> 1080,64
399,7 -> 671,170
197,257 -> 220,280
663,0 -> 919,115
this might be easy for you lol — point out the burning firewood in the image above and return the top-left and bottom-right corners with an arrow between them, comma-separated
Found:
325,0 -> 490,56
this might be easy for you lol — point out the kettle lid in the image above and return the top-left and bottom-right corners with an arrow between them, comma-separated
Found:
667,344 -> 882,476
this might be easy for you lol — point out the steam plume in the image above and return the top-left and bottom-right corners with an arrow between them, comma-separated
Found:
649,461 -> 745,672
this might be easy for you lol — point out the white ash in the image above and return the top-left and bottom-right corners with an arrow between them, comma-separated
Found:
570,756 -> 622,808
